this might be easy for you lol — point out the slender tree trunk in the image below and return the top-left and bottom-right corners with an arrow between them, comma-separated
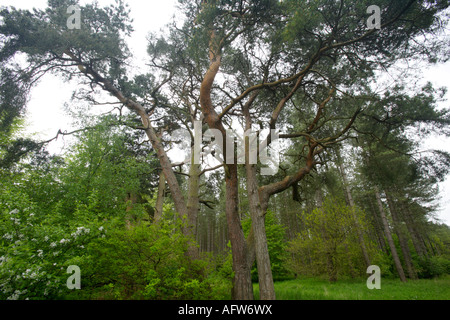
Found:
367,195 -> 389,254
243,99 -> 276,300
246,167 -> 276,300
226,165 -> 254,300
335,149 -> 371,267
402,202 -> 428,257
154,172 -> 165,224
375,187 -> 407,282
186,158 -> 201,259
385,190 -> 417,279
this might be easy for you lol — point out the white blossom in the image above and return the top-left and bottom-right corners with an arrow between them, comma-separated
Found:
71,226 -> 90,238
3,233 -> 13,241
10,217 -> 20,224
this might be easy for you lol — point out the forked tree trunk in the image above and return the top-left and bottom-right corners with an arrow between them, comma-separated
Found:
199,34 -> 253,299
375,187 -> 407,282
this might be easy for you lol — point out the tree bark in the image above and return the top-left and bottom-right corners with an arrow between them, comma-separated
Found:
154,172 -> 165,224
243,98 -> 276,300
335,149 -> 371,267
385,190 -> 417,279
186,157 -> 201,259
199,30 -> 253,299
401,201 -> 428,257
375,187 -> 407,282
226,166 -> 254,300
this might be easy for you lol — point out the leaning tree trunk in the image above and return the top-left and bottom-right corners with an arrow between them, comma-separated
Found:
336,149 -> 371,267
375,187 -> 407,282
154,172 -> 165,224
401,201 -> 428,257
367,195 -> 389,254
385,190 -> 417,280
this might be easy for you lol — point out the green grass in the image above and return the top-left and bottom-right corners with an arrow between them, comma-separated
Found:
253,275 -> 450,300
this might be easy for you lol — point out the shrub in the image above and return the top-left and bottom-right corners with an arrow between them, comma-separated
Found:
416,255 -> 450,279
76,220 -> 229,300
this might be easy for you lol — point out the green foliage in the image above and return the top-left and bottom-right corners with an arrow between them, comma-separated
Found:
285,196 -> 379,281
0,120 -> 160,300
242,211 -> 290,281
0,177 -> 109,300
72,221 -> 228,300
416,256 -> 450,279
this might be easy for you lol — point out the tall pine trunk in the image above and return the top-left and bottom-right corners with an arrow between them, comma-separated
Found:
186,159 -> 201,259
385,190 -> 417,279
243,100 -> 276,300
401,202 -> 428,257
226,165 -> 254,300
375,187 -> 407,282
154,172 -> 165,224
335,149 -> 371,267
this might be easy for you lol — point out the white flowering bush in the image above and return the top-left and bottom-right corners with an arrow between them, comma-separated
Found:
0,181 -> 108,300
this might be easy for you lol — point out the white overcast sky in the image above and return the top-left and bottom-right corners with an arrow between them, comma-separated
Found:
1,0 -> 450,225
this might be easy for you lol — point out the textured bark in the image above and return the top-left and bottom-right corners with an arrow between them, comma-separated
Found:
375,187 -> 407,282
243,99 -> 276,300
199,30 -> 253,299
226,166 -> 254,300
247,161 -> 276,300
154,172 -> 165,224
186,159 -> 201,259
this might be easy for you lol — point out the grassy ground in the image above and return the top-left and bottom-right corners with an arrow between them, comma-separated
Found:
253,275 -> 450,300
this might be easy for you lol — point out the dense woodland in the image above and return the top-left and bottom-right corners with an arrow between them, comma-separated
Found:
1,0 -> 450,300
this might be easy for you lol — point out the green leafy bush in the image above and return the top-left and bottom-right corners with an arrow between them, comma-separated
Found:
75,221 -> 230,300
0,180 -> 108,300
242,211 -> 290,282
416,255 -> 450,279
